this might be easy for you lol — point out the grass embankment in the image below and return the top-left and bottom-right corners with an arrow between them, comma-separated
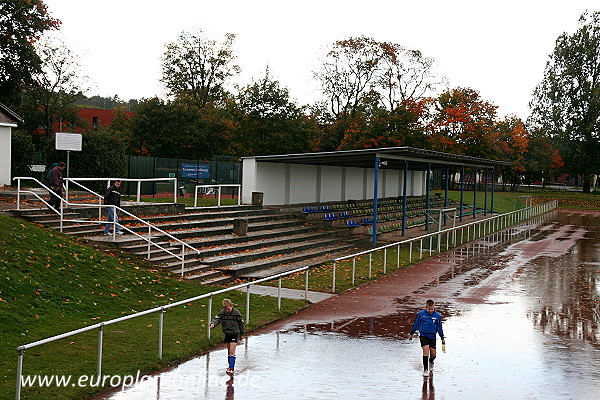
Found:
0,214 -> 306,400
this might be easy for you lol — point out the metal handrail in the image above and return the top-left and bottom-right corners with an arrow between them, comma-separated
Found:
330,200 -> 559,292
193,184 -> 241,208
14,265 -> 310,400
13,177 -> 200,276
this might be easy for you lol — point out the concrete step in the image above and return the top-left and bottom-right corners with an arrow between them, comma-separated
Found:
240,248 -> 361,279
220,242 -> 360,278
137,207 -> 278,224
122,212 -> 301,232
201,237 -> 344,269
191,273 -> 234,285
145,230 -> 343,262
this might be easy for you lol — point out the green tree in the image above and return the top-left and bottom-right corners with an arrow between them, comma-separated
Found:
0,0 -> 60,107
529,11 -> 600,193
522,130 -> 564,187
127,96 -> 231,159
235,69 -> 315,155
18,36 -> 88,139
10,129 -> 34,178
161,29 -> 239,106
45,130 -> 127,180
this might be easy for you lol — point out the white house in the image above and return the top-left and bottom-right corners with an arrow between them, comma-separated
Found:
0,103 -> 23,187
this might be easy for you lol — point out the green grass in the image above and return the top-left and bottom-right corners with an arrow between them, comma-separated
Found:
0,214 -> 305,400
266,242 -> 442,293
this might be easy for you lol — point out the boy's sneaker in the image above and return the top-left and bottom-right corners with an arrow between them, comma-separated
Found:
104,232 -> 111,236
429,362 -> 434,371
116,231 -> 123,235
422,369 -> 429,377
226,368 -> 234,376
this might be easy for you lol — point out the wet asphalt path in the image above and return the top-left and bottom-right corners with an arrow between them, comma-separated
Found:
102,211 -> 600,400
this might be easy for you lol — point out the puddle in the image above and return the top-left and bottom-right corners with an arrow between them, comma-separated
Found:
100,211 -> 600,400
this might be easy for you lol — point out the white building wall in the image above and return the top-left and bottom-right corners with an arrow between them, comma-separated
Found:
241,158 -> 256,204
344,167 -> 365,200
242,158 -> 428,205
384,169 -> 400,198
0,124 -> 13,186
320,166 -> 343,202
289,164 -> 318,204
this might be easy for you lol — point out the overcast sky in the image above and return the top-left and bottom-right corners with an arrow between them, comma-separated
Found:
43,0 -> 597,120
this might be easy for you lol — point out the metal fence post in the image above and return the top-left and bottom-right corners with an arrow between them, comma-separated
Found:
16,179 -> 21,210
352,258 -> 356,285
332,261 -> 337,293
207,296 -> 213,339
304,270 -> 309,301
158,308 -> 164,359
97,324 -> 104,380
15,348 -> 24,400
277,278 -> 282,311
368,254 -> 372,278
396,245 -> 400,268
246,285 -> 251,324
383,248 -> 387,274
409,241 -> 413,263
147,226 -> 152,259
180,245 -> 185,277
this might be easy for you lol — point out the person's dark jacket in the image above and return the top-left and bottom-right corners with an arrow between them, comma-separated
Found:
46,163 -> 58,182
103,184 -> 121,207
211,308 -> 245,335
49,166 -> 63,191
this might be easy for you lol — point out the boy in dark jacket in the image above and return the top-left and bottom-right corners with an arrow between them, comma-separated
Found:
47,162 -> 65,212
210,298 -> 245,376
409,299 -> 445,377
103,180 -> 122,235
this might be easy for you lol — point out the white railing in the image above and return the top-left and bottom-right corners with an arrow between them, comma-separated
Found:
329,200 -> 559,292
65,177 -> 178,204
193,184 -> 241,208
13,177 -> 199,276
14,266 -> 310,400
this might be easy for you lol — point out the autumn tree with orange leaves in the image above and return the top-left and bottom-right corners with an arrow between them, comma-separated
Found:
427,88 -> 499,159
495,116 -> 530,190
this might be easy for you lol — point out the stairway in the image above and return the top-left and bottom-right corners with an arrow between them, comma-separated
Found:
14,204 -> 368,285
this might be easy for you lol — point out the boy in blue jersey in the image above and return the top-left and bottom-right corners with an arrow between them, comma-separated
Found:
409,299 -> 445,377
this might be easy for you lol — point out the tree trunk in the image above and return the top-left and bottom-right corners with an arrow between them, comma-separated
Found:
582,173 -> 591,193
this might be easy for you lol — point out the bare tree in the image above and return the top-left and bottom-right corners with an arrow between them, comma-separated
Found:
315,37 -> 446,116
161,29 -> 240,106
378,43 -> 446,110
21,35 -> 89,137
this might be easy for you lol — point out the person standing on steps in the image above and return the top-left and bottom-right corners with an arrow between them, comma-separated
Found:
47,162 -> 65,212
409,299 -> 445,377
209,298 -> 245,376
103,180 -> 123,235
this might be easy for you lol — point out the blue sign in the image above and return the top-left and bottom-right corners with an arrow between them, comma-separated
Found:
181,163 -> 210,178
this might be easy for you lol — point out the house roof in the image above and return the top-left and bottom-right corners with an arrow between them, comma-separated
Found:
242,147 -> 510,171
0,102 -> 23,124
